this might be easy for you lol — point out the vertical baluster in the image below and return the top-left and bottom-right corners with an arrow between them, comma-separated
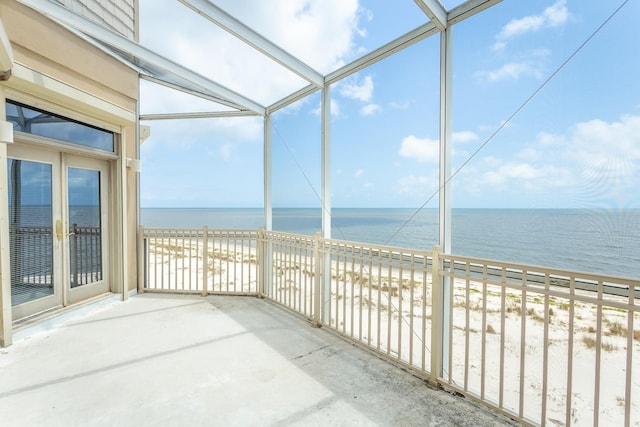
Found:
519,272 -> 527,419
409,253 -> 415,367
565,277 -> 575,427
594,280 -> 604,427
499,267 -> 507,409
481,264 -> 487,400
624,283 -> 634,427
464,262 -> 471,391
542,274 -> 551,425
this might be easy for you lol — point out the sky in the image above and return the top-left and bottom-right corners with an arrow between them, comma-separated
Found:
138,0 -> 640,210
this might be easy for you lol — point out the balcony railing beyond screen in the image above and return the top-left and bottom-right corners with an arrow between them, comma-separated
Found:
10,225 -> 102,305
139,226 -> 640,427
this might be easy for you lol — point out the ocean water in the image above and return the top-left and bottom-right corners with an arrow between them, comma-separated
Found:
141,208 -> 640,279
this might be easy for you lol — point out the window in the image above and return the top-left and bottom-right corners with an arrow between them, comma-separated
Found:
6,100 -> 114,152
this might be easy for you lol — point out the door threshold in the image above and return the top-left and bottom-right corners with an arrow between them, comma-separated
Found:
12,293 -> 122,344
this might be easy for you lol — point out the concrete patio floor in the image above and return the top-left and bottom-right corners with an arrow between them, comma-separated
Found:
0,294 -> 517,426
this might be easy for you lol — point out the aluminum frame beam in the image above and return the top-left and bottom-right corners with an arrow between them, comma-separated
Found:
17,0 -> 266,116
414,0 -> 448,30
178,0 -> 325,88
266,83 -> 318,115
448,0 -> 503,25
140,111 -> 259,121
326,22 -> 439,86
139,75 -> 247,112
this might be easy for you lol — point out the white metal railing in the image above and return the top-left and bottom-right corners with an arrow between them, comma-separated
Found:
138,226 -> 639,426
138,226 -> 259,295
439,255 -> 639,427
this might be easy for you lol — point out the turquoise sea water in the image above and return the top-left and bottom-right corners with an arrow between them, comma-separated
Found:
141,208 -> 640,279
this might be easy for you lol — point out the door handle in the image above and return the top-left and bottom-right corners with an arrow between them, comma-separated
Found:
55,220 -> 75,240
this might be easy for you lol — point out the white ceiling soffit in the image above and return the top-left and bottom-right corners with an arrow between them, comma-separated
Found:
16,0 -> 266,115
413,0 -> 448,30
178,0 -> 325,89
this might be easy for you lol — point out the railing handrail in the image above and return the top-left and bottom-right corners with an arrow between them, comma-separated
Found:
141,225 -> 639,295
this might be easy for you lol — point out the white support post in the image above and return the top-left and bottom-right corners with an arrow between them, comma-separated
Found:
321,84 -> 331,323
263,115 -> 272,231
263,115 -> 273,297
321,85 -> 331,239
120,133 -> 129,301
438,26 -> 453,380
0,89 -> 12,346
439,28 -> 452,255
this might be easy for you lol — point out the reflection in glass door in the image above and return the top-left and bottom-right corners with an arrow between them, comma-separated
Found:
8,159 -> 56,306
67,168 -> 102,288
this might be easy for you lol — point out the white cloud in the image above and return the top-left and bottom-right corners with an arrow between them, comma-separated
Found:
536,131 -> 565,147
397,175 -> 430,194
141,117 -> 262,151
399,135 -> 439,163
390,101 -> 412,110
460,114 -> 640,200
516,147 -> 541,161
339,75 -> 374,102
331,98 -> 341,117
474,61 -> 543,82
494,0 -> 568,50
361,104 -> 382,116
219,144 -> 233,162
543,0 -> 570,27
566,115 -> 640,182
354,169 -> 364,178
499,15 -> 546,40
453,131 -> 479,144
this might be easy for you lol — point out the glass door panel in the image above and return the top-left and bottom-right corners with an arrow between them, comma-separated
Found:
67,168 -> 102,288
7,145 -> 64,321
8,159 -> 54,305
65,155 -> 109,304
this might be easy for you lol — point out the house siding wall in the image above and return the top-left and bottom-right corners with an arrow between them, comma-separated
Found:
0,0 -> 140,345
57,0 -> 136,40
